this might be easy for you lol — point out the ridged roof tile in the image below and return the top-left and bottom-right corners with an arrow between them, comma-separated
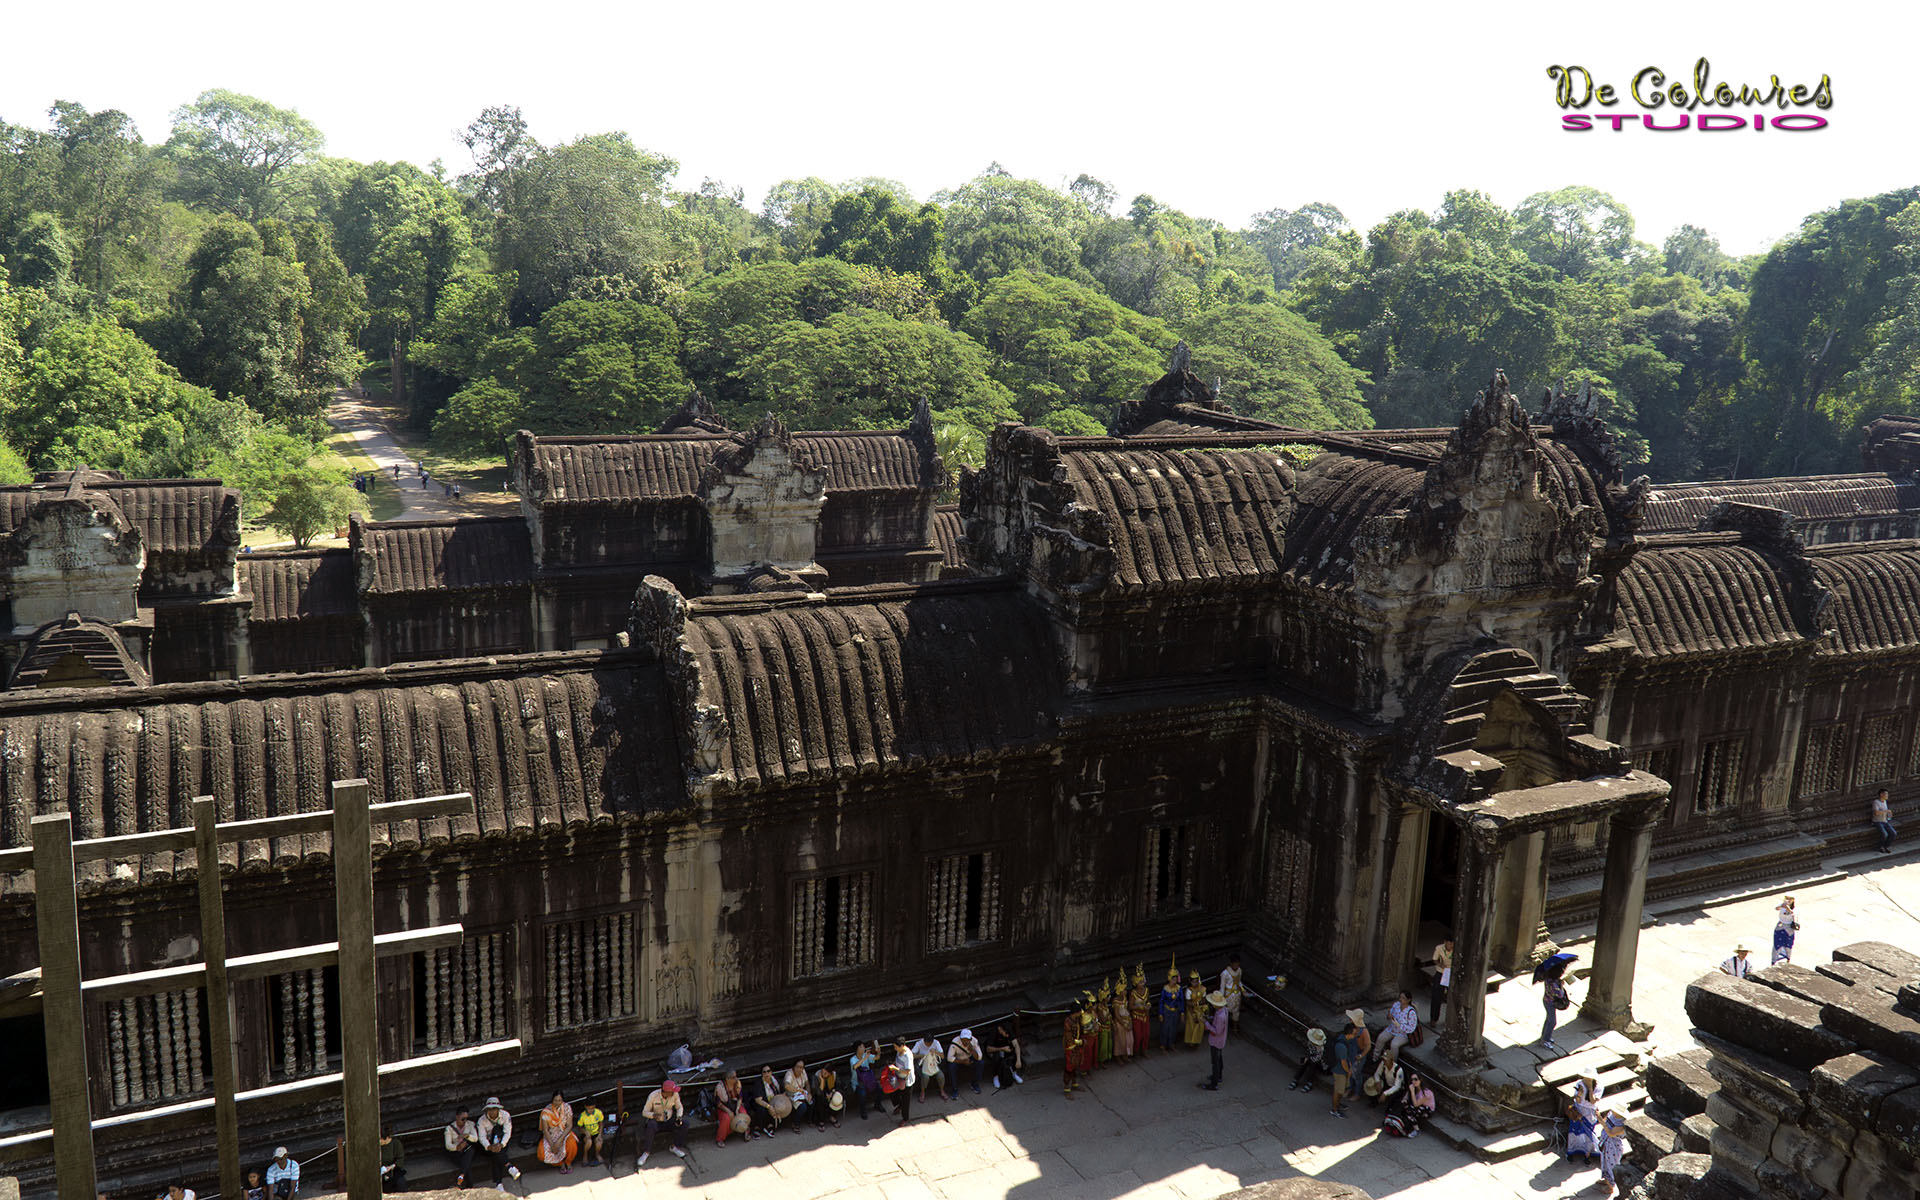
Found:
358,519 -> 533,595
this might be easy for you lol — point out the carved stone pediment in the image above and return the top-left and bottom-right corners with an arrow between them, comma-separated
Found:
698,415 -> 829,590
1356,372 -> 1599,598
0,486 -> 145,634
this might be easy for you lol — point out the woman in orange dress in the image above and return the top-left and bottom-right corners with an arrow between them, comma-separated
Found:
537,1091 -> 578,1172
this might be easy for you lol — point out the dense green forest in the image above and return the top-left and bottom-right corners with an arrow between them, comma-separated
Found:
4,91 -> 1919,526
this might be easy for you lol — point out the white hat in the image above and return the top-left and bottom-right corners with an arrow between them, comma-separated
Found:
959,1028 -> 973,1040
273,1147 -> 289,1158
1307,1028 -> 1328,1046
484,1096 -> 501,1107
828,1091 -> 844,1111
1346,1008 -> 1367,1027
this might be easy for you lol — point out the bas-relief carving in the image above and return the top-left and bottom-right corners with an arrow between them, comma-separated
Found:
1,495 -> 146,633
655,945 -> 696,1017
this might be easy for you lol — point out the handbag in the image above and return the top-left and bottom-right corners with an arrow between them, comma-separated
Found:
1555,995 -> 1571,1011
1408,1025 -> 1425,1048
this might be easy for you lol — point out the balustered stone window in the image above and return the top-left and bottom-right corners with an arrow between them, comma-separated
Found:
926,851 -> 1002,952
1631,745 -> 1678,782
268,967 -> 338,1080
1857,713 -> 1902,786
415,931 -> 513,1051
792,871 -> 875,978
1694,736 -> 1747,815
105,987 -> 207,1108
543,913 -> 637,1032
1797,723 -> 1850,798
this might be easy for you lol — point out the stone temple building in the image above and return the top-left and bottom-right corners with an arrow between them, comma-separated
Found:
0,367 -> 1917,1192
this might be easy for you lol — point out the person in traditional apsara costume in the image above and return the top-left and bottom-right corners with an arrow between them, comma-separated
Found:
1076,1003 -> 1098,1078
1062,1001 -> 1086,1095
1092,985 -> 1113,1063
1110,972 -> 1134,1061
1129,964 -> 1152,1056
1155,960 -> 1184,1051
1182,970 -> 1207,1047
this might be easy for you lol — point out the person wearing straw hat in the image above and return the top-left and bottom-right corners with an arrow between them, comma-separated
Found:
637,1079 -> 688,1165
1330,1009 -> 1370,1118
1772,896 -> 1800,964
1720,943 -> 1755,979
1199,990 -> 1230,1090
476,1099 -> 522,1190
1288,1027 -> 1331,1092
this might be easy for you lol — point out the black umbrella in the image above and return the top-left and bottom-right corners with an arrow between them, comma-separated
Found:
1532,952 -> 1578,984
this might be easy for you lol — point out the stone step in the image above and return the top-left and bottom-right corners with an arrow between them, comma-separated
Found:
1623,1108 -> 1683,1171
1539,1044 -> 1628,1085
1424,1112 -> 1553,1162
1646,1047 -> 1718,1118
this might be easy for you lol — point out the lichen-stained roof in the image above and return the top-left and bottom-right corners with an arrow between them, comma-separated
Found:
1640,475 -> 1920,535
1611,538 -> 1805,659
357,518 -> 533,595
1809,542 -> 1920,657
241,549 -> 355,621
0,653 -> 675,895
0,480 -> 239,558
929,505 -> 967,573
1283,451 -> 1427,590
675,583 -> 1058,789
522,430 -> 933,503
1055,440 -> 1299,590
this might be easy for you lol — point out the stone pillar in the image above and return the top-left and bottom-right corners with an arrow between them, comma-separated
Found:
1486,830 -> 1548,975
1379,803 -> 1429,994
1439,820 -> 1503,1066
1581,804 -> 1660,1032
532,581 -> 563,652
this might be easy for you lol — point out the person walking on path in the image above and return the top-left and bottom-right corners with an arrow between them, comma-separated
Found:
1330,1009 -> 1369,1118
1199,990 -> 1229,1090
1542,970 -> 1570,1050
1873,789 -> 1897,854
1773,896 -> 1799,964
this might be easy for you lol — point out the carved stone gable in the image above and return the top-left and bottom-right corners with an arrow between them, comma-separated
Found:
698,415 -> 828,591
0,486 -> 145,635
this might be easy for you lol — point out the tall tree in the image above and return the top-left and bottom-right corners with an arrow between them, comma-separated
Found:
47,102 -> 164,295
165,90 -> 324,221
519,298 -> 686,434
167,214 -> 312,416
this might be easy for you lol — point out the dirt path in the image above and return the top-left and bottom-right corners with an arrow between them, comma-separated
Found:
326,391 -> 485,522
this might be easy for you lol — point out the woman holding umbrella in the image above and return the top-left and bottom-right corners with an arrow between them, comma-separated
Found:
1535,952 -> 1577,1052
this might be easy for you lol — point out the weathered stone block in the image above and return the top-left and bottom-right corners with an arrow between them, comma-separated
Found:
1699,1034 -> 1810,1125
1756,961 -> 1868,1010
1766,1119 -> 1845,1196
1642,1152 -> 1711,1200
1626,1110 -> 1682,1170
1832,941 -> 1920,980
1705,1124 -> 1766,1193
1686,972 -> 1854,1069
1816,959 -> 1901,996
1899,979 -> 1920,1013
1705,1090 -> 1780,1152
1817,994 -> 1920,1074
1648,1046 -> 1719,1117
1872,1082 -> 1920,1143
1678,1112 -> 1716,1154
1810,1052 -> 1919,1129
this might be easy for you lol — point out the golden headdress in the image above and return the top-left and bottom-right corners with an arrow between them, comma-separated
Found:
1098,976 -> 1112,1002
1167,953 -> 1179,984
1131,963 -> 1146,988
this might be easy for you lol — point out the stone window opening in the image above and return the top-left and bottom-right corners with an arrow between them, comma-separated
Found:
1145,823 -> 1199,915
1694,736 -> 1746,815
414,930 -> 513,1052
792,871 -> 876,978
1858,714 -> 1902,788
1797,723 -> 1850,799
542,912 -> 637,1033
1630,744 -> 1678,783
105,987 -> 208,1108
927,851 -> 1002,952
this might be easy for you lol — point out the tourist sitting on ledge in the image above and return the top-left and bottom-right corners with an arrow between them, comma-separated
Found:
1287,1026 -> 1331,1093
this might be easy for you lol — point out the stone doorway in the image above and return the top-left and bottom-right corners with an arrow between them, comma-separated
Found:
1420,815 -> 1460,931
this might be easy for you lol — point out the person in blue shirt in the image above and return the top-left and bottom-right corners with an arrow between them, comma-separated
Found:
264,1148 -> 298,1198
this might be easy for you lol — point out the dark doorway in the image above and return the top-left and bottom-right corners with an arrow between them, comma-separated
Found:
0,1014 -> 50,1109
1421,817 -> 1461,929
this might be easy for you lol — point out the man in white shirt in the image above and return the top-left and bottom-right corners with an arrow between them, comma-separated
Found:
1720,944 -> 1754,979
911,1035 -> 950,1102
887,1037 -> 916,1125
264,1149 -> 298,1199
476,1097 -> 523,1191
949,1028 -> 984,1094
1873,789 -> 1897,854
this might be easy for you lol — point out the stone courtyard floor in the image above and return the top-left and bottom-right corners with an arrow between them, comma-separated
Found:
349,849 -> 1920,1200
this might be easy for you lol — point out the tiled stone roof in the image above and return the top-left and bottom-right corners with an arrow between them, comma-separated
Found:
355,518 -> 533,595
240,549 -> 355,621
1611,537 -> 1805,659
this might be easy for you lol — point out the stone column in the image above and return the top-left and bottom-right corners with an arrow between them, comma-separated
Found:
1582,803 -> 1661,1032
1439,819 -> 1503,1066
1379,802 -> 1429,994
1486,830 -> 1547,975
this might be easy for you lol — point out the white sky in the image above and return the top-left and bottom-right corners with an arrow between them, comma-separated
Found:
2,0 -> 1903,256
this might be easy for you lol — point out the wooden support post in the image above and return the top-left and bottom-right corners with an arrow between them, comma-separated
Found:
195,796 -> 242,1200
32,812 -> 97,1200
333,779 -> 380,1199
